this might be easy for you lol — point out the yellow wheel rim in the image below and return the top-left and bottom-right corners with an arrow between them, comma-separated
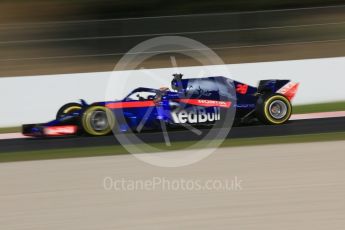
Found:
263,95 -> 292,124
82,106 -> 115,136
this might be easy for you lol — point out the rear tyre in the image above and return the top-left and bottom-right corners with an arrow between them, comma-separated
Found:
81,106 -> 115,136
56,103 -> 82,119
256,94 -> 292,125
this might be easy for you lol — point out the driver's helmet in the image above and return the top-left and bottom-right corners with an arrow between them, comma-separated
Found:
171,74 -> 184,91
154,87 -> 169,104
159,87 -> 169,92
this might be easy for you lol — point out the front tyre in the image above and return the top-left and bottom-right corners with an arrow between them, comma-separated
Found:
56,102 -> 82,119
256,94 -> 292,125
81,106 -> 115,136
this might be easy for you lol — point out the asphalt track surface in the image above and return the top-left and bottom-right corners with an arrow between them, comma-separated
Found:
0,117 -> 344,153
1,141 -> 344,229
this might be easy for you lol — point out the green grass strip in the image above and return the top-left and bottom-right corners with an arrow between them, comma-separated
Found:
294,101 -> 345,114
0,126 -> 21,134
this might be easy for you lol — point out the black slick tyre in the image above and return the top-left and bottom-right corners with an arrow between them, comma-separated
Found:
256,94 -> 292,125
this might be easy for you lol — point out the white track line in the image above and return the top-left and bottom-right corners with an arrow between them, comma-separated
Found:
0,111 -> 344,140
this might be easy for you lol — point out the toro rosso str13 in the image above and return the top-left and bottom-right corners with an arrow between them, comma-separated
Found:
22,74 -> 299,137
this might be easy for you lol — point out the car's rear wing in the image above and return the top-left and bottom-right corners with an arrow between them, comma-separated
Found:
258,80 -> 299,101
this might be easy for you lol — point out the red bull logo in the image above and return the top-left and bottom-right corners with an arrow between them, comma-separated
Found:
171,107 -> 220,124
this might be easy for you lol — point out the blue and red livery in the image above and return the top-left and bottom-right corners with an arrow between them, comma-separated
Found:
22,74 -> 299,137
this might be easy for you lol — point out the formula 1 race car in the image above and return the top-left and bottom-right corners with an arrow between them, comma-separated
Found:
22,74 -> 299,137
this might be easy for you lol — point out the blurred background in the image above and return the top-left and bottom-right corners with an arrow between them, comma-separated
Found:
1,4 -> 345,230
1,0 -> 345,76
